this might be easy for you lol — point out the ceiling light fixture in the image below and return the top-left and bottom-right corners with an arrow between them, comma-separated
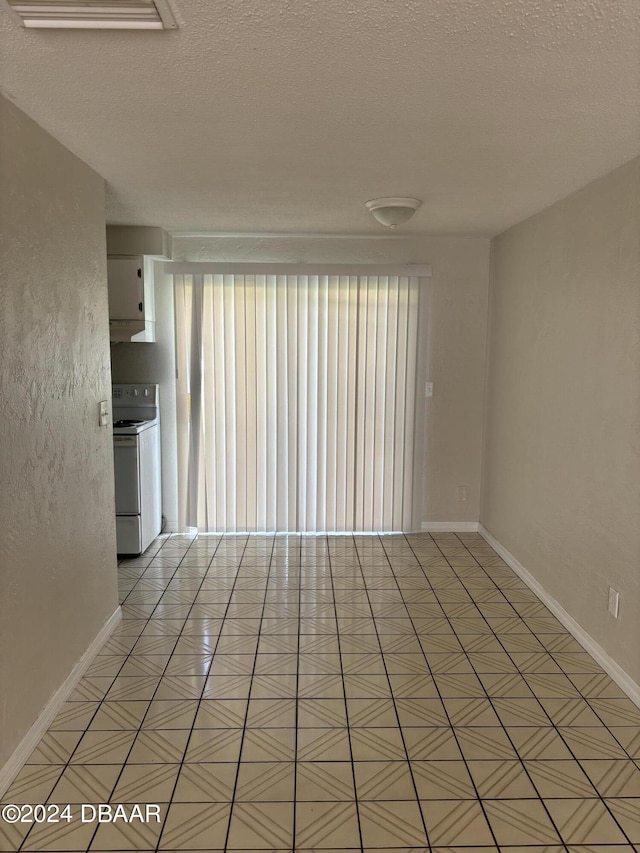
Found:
365,197 -> 422,229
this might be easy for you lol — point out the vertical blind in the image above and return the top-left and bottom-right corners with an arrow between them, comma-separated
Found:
174,270 -> 423,533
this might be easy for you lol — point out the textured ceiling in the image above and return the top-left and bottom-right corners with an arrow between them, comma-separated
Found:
1,0 -> 639,236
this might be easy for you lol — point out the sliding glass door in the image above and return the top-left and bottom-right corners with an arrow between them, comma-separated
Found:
174,270 -> 425,533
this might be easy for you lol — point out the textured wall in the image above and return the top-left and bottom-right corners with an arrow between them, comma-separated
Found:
0,95 -> 118,768
482,156 -> 640,682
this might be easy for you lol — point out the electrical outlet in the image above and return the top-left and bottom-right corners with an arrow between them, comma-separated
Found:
456,486 -> 467,502
425,382 -> 433,398
99,400 -> 109,427
608,587 -> 620,618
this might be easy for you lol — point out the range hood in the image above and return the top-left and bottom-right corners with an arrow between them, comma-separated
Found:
109,319 -> 155,343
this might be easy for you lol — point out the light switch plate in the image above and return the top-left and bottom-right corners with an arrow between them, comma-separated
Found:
99,400 -> 109,427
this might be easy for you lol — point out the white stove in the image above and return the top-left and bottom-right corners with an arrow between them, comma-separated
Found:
112,384 -> 160,433
113,418 -> 159,434
112,384 -> 162,554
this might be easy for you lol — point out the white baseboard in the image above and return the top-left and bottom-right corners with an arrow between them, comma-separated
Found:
479,524 -> 640,709
0,606 -> 122,798
421,521 -> 480,533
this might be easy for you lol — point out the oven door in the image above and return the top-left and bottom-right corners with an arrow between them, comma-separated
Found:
113,435 -> 140,515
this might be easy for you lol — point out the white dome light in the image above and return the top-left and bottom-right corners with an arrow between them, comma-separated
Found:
365,197 -> 423,228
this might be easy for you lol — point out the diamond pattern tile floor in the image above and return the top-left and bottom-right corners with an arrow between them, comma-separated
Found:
2,531 -> 639,852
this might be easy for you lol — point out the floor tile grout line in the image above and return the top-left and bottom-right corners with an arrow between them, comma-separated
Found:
16,535 -> 194,853
291,534 -> 303,851
221,534 -> 275,853
149,531 -> 244,853
353,534 -> 433,850
444,534 -> 638,847
436,533 -> 637,847
441,538 -> 586,818
328,535 -> 365,853
430,534 -> 583,844
561,675 -> 640,766
12,532 -> 640,852
456,612 -> 580,842
391,531 -> 502,850
105,533 -> 222,853
16,535 -> 186,851
115,533 -> 221,847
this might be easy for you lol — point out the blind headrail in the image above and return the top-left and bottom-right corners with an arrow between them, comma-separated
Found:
164,262 -> 432,278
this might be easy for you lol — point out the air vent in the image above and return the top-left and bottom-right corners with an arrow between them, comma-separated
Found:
1,0 -> 177,28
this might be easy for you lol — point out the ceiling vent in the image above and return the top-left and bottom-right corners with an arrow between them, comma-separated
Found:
0,0 -> 178,28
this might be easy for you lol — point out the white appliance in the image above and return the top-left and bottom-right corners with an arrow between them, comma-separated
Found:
112,384 -> 162,554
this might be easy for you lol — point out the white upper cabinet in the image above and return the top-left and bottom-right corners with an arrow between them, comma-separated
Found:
108,256 -> 144,319
108,255 -> 156,342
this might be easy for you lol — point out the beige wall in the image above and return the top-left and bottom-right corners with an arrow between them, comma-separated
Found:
127,235 -> 489,528
0,96 -> 118,769
482,157 -> 640,683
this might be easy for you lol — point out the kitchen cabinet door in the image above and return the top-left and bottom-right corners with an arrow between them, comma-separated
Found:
108,256 -> 144,320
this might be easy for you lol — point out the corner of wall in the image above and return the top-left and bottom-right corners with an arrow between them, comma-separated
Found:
478,237 -> 496,526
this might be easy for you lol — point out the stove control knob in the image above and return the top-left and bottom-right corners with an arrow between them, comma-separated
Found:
132,389 -> 139,397
144,388 -> 150,397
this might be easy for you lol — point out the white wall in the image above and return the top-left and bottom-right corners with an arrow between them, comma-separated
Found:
0,96 -> 119,769
481,156 -> 640,684
112,234 -> 489,530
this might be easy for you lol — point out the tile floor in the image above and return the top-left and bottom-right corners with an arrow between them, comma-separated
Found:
3,532 -> 640,852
